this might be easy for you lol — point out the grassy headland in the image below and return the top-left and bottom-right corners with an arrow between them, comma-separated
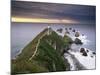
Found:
11,28 -> 73,74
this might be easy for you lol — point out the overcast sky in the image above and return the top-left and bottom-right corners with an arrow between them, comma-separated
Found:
12,1 -> 96,24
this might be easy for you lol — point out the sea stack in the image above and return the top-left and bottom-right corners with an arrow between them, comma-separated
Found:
57,28 -> 63,33
80,48 -> 88,56
74,38 -> 83,45
75,31 -> 80,37
72,29 -> 75,32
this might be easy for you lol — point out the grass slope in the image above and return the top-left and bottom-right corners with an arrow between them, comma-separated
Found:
11,28 -> 72,74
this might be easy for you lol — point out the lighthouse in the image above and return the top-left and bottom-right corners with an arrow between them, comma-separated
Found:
47,25 -> 50,35
48,25 -> 50,29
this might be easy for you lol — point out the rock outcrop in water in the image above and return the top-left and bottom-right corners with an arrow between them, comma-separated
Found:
74,38 -> 83,45
72,29 -> 76,32
57,28 -> 63,33
82,52 -> 88,56
80,48 -> 87,56
69,28 -> 72,30
92,52 -> 96,55
80,48 -> 85,53
75,32 -> 80,37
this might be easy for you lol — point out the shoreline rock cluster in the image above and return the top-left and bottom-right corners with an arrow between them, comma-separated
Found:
80,48 -> 96,57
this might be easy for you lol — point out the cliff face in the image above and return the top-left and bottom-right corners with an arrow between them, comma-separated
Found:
12,28 -> 73,74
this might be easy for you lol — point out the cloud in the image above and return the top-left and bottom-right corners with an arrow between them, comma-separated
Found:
12,1 -> 96,24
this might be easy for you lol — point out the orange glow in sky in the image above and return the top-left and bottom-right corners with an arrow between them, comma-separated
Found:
12,17 -> 78,24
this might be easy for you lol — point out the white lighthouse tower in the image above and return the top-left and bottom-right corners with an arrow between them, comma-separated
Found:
47,25 -> 50,35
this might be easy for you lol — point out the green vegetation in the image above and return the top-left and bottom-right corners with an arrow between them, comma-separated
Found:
63,35 -> 73,48
11,28 -> 72,74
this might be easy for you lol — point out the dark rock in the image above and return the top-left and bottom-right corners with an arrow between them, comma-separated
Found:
63,49 -> 67,53
91,56 -> 93,58
80,48 -> 88,56
66,46 -> 71,50
92,52 -> 96,55
82,51 -> 88,56
74,38 -> 83,45
65,31 -> 70,34
82,34 -> 84,36
86,50 -> 89,52
62,49 -> 69,55
80,48 -> 85,53
75,32 -> 80,37
65,28 -> 67,30
57,28 -> 63,33
72,29 -> 75,32
69,28 -> 72,30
